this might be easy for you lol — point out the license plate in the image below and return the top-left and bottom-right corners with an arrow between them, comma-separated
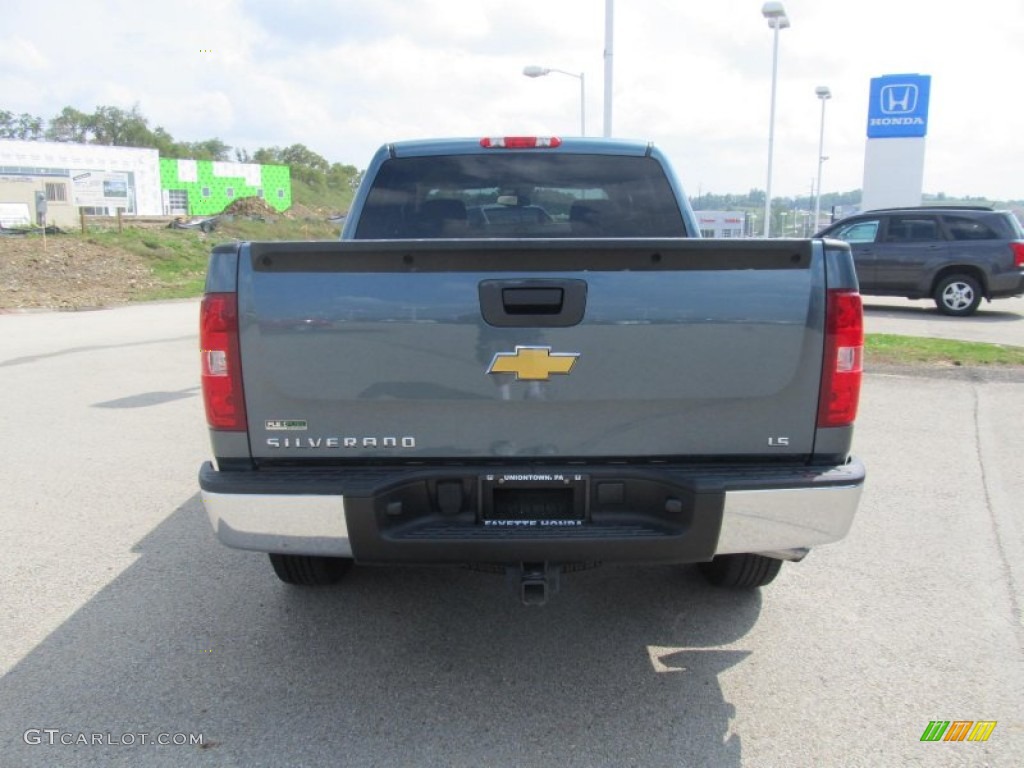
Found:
480,473 -> 587,526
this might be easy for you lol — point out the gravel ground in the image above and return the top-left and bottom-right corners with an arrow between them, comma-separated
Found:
0,233 -> 162,311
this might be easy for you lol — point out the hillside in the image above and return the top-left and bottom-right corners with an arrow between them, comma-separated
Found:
0,206 -> 343,311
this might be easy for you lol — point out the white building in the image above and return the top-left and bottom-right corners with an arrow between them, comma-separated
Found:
0,139 -> 162,228
693,210 -> 748,238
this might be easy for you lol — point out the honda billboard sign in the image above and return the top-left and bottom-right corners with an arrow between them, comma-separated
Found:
866,74 -> 931,139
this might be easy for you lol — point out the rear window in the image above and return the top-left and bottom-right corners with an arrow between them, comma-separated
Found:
884,215 -> 942,242
1007,212 -> 1024,238
353,153 -> 687,239
942,214 -> 1001,241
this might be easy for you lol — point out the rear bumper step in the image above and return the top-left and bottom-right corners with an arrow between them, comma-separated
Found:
199,459 -> 864,563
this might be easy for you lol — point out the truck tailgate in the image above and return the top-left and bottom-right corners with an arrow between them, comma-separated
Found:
237,239 -> 826,460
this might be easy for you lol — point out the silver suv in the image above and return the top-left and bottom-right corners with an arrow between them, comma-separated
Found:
817,206 -> 1024,316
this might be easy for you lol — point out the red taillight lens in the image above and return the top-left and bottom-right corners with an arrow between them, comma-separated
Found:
818,290 -> 863,428
1011,241 -> 1024,268
480,136 -> 562,149
200,292 -> 247,431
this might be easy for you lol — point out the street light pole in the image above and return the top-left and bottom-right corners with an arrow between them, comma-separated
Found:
813,85 -> 832,234
579,71 -> 586,136
523,65 -> 586,136
604,0 -> 614,136
761,2 -> 790,237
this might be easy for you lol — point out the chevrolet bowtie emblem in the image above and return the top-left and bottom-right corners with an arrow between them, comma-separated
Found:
486,346 -> 580,381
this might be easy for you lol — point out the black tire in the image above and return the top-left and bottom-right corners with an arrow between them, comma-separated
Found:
933,274 -> 982,317
698,554 -> 783,588
269,553 -> 352,586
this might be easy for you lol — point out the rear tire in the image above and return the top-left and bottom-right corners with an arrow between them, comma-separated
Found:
933,274 -> 982,316
698,554 -> 782,588
269,553 -> 352,586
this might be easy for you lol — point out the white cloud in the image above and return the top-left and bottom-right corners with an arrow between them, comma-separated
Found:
0,37 -> 49,72
2,0 -> 1022,200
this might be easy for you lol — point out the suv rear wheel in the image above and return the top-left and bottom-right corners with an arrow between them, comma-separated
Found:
269,553 -> 353,586
934,274 -> 982,316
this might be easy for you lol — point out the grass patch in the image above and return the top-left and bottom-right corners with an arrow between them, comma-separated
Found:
138,275 -> 208,301
866,334 -> 1024,367
291,178 -> 355,216
81,216 -> 342,300
85,227 -> 211,286
216,217 -> 341,242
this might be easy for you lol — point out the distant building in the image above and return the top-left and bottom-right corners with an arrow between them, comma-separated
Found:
0,139 -> 161,228
693,210 -> 747,238
0,139 -> 290,228
159,158 -> 291,216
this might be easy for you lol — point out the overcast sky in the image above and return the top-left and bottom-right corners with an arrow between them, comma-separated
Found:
2,0 -> 1022,200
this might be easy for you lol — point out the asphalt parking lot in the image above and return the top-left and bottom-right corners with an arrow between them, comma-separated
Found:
864,294 -> 1024,347
0,300 -> 1021,767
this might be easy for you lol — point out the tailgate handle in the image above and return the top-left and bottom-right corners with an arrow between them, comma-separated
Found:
503,287 -> 563,314
479,279 -> 587,327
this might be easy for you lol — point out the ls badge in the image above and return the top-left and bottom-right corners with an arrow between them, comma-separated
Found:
486,346 -> 580,381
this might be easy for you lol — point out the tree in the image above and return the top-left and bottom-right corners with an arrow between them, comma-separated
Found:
250,144 -> 331,184
89,104 -> 155,147
46,107 -> 93,142
0,109 -> 14,138
201,138 -> 232,161
279,144 -> 329,171
0,109 -> 45,140
149,125 -> 183,157
327,162 -> 363,191
279,144 -> 330,184
181,138 -> 231,161
252,147 -> 281,165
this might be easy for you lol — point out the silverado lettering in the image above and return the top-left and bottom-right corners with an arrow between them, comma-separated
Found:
266,436 -> 417,449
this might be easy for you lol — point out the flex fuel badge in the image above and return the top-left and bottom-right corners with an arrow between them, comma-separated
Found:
265,420 -> 308,431
486,346 -> 580,381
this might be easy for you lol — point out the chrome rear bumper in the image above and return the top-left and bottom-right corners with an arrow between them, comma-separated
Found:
201,459 -> 864,561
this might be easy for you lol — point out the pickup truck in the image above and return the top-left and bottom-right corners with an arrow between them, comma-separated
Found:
199,136 -> 865,605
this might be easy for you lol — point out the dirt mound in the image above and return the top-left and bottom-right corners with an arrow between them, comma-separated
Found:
0,235 -> 160,310
221,196 -> 279,217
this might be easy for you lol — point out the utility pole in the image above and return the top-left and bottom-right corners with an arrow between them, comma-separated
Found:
603,0 -> 614,137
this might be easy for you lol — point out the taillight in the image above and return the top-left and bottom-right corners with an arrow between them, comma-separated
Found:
1011,241 -> 1024,268
480,136 -> 562,149
818,290 -> 863,428
200,292 -> 247,431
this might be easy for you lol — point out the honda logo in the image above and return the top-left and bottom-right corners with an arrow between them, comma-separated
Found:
880,84 -> 919,115
867,74 -> 930,139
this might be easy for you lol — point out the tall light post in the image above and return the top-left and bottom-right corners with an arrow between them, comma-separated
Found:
761,1 -> 790,237
523,65 -> 586,136
604,0 -> 614,136
813,86 -> 832,233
